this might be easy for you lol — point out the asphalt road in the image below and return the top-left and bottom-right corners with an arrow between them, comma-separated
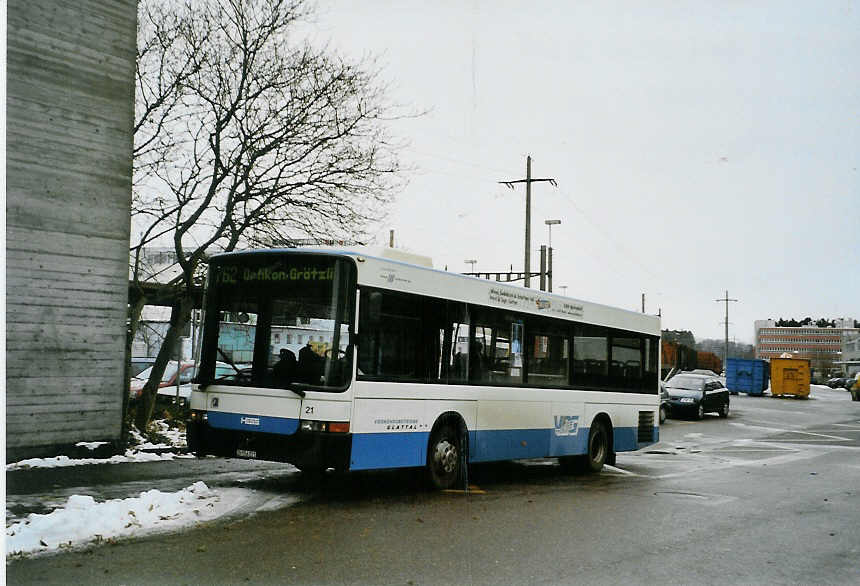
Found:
7,387 -> 860,585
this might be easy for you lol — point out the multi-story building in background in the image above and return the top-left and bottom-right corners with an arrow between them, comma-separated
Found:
839,331 -> 860,377
754,318 -> 859,376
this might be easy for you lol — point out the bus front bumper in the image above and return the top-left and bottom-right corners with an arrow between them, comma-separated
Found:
187,413 -> 352,471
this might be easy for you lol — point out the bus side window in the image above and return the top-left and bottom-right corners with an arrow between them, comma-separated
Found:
610,336 -> 642,392
526,328 -> 569,388
446,303 -> 470,384
356,288 -> 423,381
573,324 -> 609,388
471,311 -> 523,386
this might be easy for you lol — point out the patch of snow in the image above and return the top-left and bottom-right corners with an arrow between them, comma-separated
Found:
129,420 -> 187,451
254,494 -> 303,512
6,420 -> 190,471
6,482 -> 251,558
75,442 -> 109,450
6,450 -> 196,471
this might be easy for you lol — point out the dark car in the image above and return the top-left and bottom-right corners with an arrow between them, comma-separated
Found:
664,373 -> 730,419
827,377 -> 853,389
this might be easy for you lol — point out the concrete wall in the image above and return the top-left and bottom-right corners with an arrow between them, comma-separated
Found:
6,0 -> 137,459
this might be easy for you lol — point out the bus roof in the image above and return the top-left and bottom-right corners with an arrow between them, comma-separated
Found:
210,247 -> 661,336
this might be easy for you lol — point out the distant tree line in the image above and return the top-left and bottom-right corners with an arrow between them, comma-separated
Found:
695,339 -> 755,360
772,318 -> 858,328
661,330 -> 696,347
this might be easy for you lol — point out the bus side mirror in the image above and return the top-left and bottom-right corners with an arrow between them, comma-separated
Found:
367,292 -> 383,325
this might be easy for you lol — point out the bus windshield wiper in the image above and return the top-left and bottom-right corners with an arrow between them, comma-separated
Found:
217,347 -> 243,374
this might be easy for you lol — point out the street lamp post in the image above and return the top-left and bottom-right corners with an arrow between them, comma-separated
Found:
544,219 -> 561,292
464,259 -> 477,273
545,219 -> 561,248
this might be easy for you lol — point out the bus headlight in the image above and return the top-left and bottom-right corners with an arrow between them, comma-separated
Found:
300,420 -> 349,433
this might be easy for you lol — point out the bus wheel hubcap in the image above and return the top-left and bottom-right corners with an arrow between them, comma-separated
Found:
435,440 -> 457,473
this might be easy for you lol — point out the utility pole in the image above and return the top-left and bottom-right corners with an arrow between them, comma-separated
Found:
545,219 -> 561,292
715,290 -> 738,366
539,245 -> 547,291
499,156 -> 556,288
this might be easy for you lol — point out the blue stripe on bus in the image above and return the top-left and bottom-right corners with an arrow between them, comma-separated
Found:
471,428 -> 552,462
548,429 -> 591,458
350,431 -> 431,470
613,427 -> 638,452
613,426 -> 659,451
207,411 -> 299,435
348,425 -> 654,471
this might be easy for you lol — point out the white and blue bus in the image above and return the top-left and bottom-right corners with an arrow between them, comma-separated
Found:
188,247 -> 661,489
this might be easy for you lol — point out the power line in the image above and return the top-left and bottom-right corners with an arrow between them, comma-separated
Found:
403,146 -> 512,175
556,188 -> 663,283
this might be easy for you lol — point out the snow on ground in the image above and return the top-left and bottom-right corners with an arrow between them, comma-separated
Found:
137,419 -> 186,450
75,441 -> 109,450
6,450 -> 196,471
5,482 -> 253,558
5,420 -> 304,559
6,420 -> 191,471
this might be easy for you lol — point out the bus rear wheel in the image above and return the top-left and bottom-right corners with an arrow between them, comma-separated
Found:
560,420 -> 610,474
584,420 -> 609,473
427,423 -> 462,490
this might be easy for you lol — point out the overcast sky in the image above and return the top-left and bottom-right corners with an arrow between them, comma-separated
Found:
310,1 -> 859,343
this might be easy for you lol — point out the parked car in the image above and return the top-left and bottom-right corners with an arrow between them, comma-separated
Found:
686,369 -> 719,377
130,357 -> 157,378
154,361 -> 238,404
129,361 -> 196,400
663,373 -> 730,419
826,377 -> 853,389
659,381 -> 670,423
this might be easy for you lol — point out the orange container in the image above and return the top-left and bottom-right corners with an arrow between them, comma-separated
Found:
769,358 -> 811,398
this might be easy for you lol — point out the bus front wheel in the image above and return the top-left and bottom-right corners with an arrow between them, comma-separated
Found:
427,423 -> 462,490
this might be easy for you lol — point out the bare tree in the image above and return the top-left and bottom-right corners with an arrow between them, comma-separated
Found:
131,0 -> 407,430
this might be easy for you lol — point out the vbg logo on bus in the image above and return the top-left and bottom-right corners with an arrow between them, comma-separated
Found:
554,415 -> 579,436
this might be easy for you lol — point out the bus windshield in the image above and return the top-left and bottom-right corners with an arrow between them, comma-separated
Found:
199,253 -> 356,391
